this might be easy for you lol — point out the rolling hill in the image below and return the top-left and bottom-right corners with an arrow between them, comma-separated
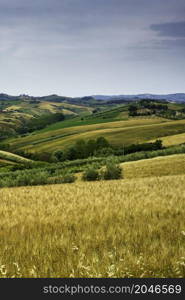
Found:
1,93 -> 185,140
0,97 -> 94,138
93,93 -> 185,102
0,150 -> 31,169
1,93 -> 185,279
6,117 -> 169,152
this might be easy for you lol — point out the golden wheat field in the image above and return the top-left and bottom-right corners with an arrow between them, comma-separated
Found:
150,132 -> 185,147
122,153 -> 185,179
0,174 -> 185,278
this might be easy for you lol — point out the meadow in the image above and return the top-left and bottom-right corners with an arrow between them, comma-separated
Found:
0,174 -> 184,278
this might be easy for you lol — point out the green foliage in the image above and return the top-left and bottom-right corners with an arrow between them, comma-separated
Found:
0,170 -> 49,188
59,137 -> 111,161
94,147 -> 114,157
64,147 -> 78,161
75,139 -> 87,159
96,136 -> 110,149
52,150 -> 65,162
86,139 -> 97,156
128,104 -> 138,116
1,144 -> 185,188
48,173 -> 76,184
82,168 -> 100,181
114,140 -> 164,155
55,138 -> 163,162
102,162 -> 123,180
61,173 -> 76,183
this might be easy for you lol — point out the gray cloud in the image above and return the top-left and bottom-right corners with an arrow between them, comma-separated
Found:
0,0 -> 185,96
151,21 -> 185,37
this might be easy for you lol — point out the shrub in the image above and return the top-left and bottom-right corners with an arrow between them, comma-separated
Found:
48,174 -> 76,184
102,162 -> 123,180
94,147 -> 114,157
0,171 -> 49,188
82,168 -> 100,181
61,174 -> 76,183
15,171 -> 49,186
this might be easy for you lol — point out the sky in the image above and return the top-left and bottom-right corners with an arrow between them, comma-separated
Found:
0,0 -> 185,97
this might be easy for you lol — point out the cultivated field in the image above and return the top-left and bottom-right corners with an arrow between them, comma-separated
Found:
0,174 -> 184,278
1,99 -> 185,278
150,132 -> 185,147
122,153 -> 185,179
7,117 -> 181,153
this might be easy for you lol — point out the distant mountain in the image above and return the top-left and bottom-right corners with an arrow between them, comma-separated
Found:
93,93 -> 185,103
1,92 -> 185,103
0,93 -> 17,101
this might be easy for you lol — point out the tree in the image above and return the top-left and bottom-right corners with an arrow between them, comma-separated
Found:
102,162 -> 123,180
75,139 -> 87,159
154,139 -> 163,150
96,137 -> 110,149
128,105 -> 137,116
52,150 -> 65,162
86,139 -> 97,156
95,147 -> 114,157
64,147 -> 78,160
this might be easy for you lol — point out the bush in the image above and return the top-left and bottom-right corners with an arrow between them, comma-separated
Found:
102,162 -> 123,180
61,174 -> 76,183
48,174 -> 76,184
82,168 -> 100,181
94,147 -> 114,157
0,170 -> 49,187
15,171 -> 49,186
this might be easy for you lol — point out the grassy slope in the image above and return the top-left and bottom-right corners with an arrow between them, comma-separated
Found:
7,118 -> 185,153
0,150 -> 30,163
0,158 -> 16,166
0,99 -> 93,135
122,153 -> 185,179
74,153 -> 185,181
0,173 -> 184,277
150,132 -> 185,147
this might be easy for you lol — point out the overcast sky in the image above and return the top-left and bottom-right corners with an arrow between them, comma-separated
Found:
0,0 -> 185,96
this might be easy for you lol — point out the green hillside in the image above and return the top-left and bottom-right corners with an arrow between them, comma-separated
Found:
0,150 -> 31,163
5,117 -> 168,152
0,98 -> 94,138
1,98 -> 185,157
4,117 -> 185,154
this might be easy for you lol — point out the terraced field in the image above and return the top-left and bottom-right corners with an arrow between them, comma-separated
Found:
7,118 -> 185,153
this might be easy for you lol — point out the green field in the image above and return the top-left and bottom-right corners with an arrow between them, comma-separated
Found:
6,118 -> 185,153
